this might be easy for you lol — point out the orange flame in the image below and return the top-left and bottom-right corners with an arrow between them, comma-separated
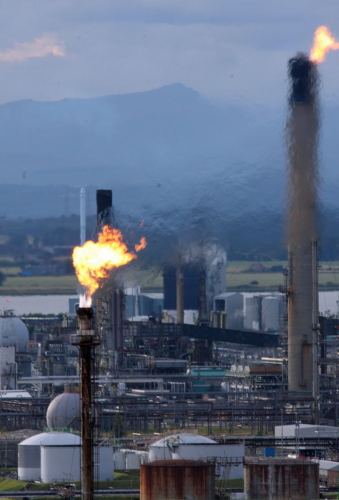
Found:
310,26 -> 339,64
73,225 -> 147,299
135,236 -> 146,252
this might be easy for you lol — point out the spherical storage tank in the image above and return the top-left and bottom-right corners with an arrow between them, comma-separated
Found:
244,458 -> 319,500
46,390 -> 80,430
141,460 -> 215,500
0,315 -> 29,352
18,432 -> 81,481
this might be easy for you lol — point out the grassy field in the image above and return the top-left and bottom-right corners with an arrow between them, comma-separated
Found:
216,477 -> 244,488
227,260 -> 339,291
0,260 -> 338,295
0,471 -> 243,497
0,478 -> 28,491
0,275 -> 78,295
26,497 -> 140,500
0,470 -> 141,493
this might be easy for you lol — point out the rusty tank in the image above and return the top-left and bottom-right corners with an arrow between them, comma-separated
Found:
140,459 -> 215,500
244,457 -> 319,500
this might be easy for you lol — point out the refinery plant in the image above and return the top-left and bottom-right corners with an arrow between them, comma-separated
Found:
1,24 -> 339,500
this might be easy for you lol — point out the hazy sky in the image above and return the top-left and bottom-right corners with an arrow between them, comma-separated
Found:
1,1 -> 339,105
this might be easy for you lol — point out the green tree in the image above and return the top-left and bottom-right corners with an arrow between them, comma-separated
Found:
113,413 -> 125,438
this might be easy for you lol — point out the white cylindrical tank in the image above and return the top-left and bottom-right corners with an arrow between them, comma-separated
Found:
41,445 -> 81,482
18,443 -> 40,481
0,316 -> 29,352
114,450 -> 125,470
148,441 -> 172,461
18,432 -> 81,481
99,446 -> 114,480
245,297 -> 261,330
46,390 -> 80,430
262,296 -> 280,331
40,443 -> 113,483
126,452 -> 140,470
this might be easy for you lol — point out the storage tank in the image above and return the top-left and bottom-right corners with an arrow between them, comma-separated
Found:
41,444 -> 113,483
140,460 -> 215,500
46,390 -> 80,430
148,433 -> 243,479
126,452 -> 141,469
0,314 -> 29,352
18,431 -> 81,481
262,296 -> 280,331
245,297 -> 261,330
114,450 -> 125,470
148,433 -> 216,462
41,445 -> 81,482
244,458 -> 319,500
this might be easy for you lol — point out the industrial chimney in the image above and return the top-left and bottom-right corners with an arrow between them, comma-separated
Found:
286,54 -> 320,393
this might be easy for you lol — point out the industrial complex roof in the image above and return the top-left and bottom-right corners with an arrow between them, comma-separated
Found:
151,433 -> 216,447
316,460 -> 339,471
19,431 -> 81,446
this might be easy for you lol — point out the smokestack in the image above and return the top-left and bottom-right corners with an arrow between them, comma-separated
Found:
286,54 -> 320,392
198,269 -> 208,325
80,187 -> 86,246
74,306 -> 97,500
96,189 -> 113,227
176,269 -> 184,324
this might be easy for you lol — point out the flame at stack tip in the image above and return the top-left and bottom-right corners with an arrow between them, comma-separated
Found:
79,293 -> 92,308
73,225 -> 147,303
310,26 -> 339,64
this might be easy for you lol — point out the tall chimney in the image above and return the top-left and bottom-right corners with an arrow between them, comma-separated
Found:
73,307 -> 98,500
286,54 -> 319,392
96,189 -> 113,227
176,269 -> 184,324
80,187 -> 86,246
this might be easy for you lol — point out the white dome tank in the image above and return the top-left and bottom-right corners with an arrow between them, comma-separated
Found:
148,433 -> 216,462
18,431 -> 81,481
0,314 -> 29,352
46,390 -> 80,430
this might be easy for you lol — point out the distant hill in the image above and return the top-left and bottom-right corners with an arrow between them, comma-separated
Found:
0,84 -> 338,260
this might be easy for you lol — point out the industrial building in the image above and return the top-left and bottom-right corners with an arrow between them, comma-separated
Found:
213,292 -> 243,329
316,459 -> 339,487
